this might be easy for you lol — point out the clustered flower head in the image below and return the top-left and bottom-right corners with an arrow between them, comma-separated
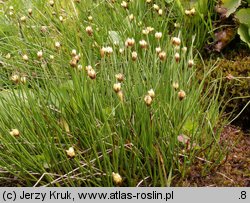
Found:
155,47 -> 161,54
20,16 -> 27,22
22,54 -> 29,61
10,74 -> 19,84
174,52 -> 180,62
148,89 -> 155,99
185,8 -> 196,16
131,51 -> 137,61
9,129 -> 20,137
69,50 -> 81,68
174,23 -> 180,28
153,4 -> 160,11
182,46 -> 187,53
155,32 -> 162,40
178,90 -> 186,101
115,73 -> 124,82
49,0 -> 55,7
112,172 -> 123,185
113,83 -> 121,93
121,1 -> 128,9
10,73 -> 27,85
66,147 -> 75,158
28,9 -> 32,16
88,15 -> 93,21
142,26 -> 154,35
71,49 -> 77,57
9,6 -> 14,16
125,38 -> 135,47
128,14 -> 134,21
6,53 -> 11,59
85,65 -> 96,80
37,50 -> 43,59
55,41 -> 61,49
86,26 -> 93,36
188,59 -> 194,68
158,9 -> 163,16
114,73 -> 125,102
100,46 -> 113,57
172,37 -> 181,46
41,26 -> 48,33
139,40 -> 148,49
144,89 -> 155,106
173,82 -> 179,90
59,16 -> 64,22
158,51 -> 166,61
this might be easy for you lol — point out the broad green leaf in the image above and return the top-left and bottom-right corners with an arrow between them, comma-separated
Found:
235,8 -> 250,26
108,31 -> 124,48
183,118 -> 198,133
237,24 -> 250,47
221,0 -> 241,17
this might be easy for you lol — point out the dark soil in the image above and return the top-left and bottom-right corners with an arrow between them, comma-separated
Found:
176,125 -> 250,187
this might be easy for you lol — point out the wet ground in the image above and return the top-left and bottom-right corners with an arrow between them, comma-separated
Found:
177,125 -> 249,186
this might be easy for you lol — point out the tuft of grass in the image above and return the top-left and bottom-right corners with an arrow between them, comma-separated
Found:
0,0 -> 226,186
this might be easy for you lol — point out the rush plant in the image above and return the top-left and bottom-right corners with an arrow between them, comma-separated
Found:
0,0 -> 225,186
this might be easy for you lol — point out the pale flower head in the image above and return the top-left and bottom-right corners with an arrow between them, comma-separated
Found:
174,52 -> 180,62
131,51 -> 138,61
112,172 -> 123,185
173,82 -> 179,90
182,46 -> 187,53
20,76 -> 27,84
190,8 -> 196,15
22,54 -> 29,61
113,83 -> 122,93
153,4 -> 159,11
10,129 -> 20,137
155,47 -> 161,54
125,38 -> 135,47
5,53 -> 11,59
10,74 -> 19,84
20,16 -> 27,22
88,69 -> 96,79
158,9 -> 163,16
139,39 -> 148,49
178,90 -> 186,101
49,0 -> 55,6
88,16 -> 93,21
148,89 -> 155,98
115,73 -> 124,82
86,26 -> 93,36
85,65 -> 93,71
71,49 -> 77,56
155,32 -> 162,40
59,16 -> 64,22
158,51 -> 166,61
37,50 -> 43,59
55,41 -> 61,49
66,147 -> 75,158
172,37 -> 181,46
144,95 -> 153,106
121,1 -> 128,9
188,59 -> 194,68
128,14 -> 134,21
28,8 -> 32,15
